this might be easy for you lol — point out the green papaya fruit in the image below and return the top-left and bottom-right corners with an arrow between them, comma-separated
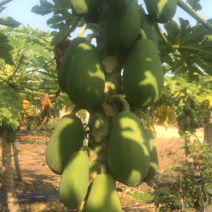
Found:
191,118 -> 198,128
189,108 -> 196,118
45,114 -> 84,174
123,39 -> 164,108
183,101 -> 191,113
139,6 -> 158,47
84,0 -> 100,23
143,129 -> 159,182
144,0 -> 177,23
70,0 -> 90,15
104,0 -> 140,49
85,174 -> 122,212
184,116 -> 191,128
106,0 -> 132,9
59,150 -> 89,210
59,37 -> 86,92
66,43 -> 105,109
107,111 -> 150,187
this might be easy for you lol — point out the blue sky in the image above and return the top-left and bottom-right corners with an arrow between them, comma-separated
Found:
1,0 -> 212,33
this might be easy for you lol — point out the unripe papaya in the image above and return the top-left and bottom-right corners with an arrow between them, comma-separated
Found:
144,0 -> 177,23
184,116 -> 191,128
45,114 -> 84,174
183,101 -> 191,113
191,118 -> 198,128
123,39 -> 164,108
70,0 -> 97,15
84,0 -> 101,24
106,0 -> 132,9
59,150 -> 89,210
59,37 -> 86,92
66,43 -> 105,109
85,174 -> 122,212
107,111 -> 150,187
139,6 -> 158,47
104,0 -> 140,49
143,129 -> 159,182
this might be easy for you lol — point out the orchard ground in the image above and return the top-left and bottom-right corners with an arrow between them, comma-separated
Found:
0,124 -> 204,212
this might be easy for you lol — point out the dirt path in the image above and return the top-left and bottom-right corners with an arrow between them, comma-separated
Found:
0,125 -> 204,211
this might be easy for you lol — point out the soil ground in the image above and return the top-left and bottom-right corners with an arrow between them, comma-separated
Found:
0,124 -> 204,212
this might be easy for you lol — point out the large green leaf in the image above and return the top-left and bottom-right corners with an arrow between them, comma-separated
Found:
159,18 -> 212,77
31,0 -> 72,15
0,16 -> 21,27
186,0 -> 202,11
0,32 -> 14,65
32,0 -> 84,45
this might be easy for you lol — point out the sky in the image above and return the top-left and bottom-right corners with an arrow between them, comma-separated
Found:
1,0 -> 212,34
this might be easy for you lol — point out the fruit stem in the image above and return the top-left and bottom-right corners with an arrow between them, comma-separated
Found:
80,145 -> 93,156
71,106 -> 81,116
109,94 -> 130,111
60,16 -> 82,43
100,163 -> 107,174
139,28 -> 147,40
77,24 -> 87,37
85,33 -> 97,44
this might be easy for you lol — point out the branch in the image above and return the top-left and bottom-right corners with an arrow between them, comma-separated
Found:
177,0 -> 212,32
154,23 -> 174,49
0,0 -> 12,7
8,54 -> 24,81
60,16 -> 82,43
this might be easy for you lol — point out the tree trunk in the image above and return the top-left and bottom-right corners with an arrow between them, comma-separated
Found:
204,122 -> 212,145
2,130 -> 22,212
12,141 -> 23,182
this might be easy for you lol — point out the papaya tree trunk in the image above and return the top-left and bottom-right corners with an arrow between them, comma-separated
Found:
204,122 -> 212,145
12,141 -> 23,182
2,130 -> 22,212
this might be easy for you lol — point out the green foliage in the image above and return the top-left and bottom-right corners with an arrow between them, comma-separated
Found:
132,191 -> 154,203
0,83 -> 22,131
0,26 -> 58,104
154,136 -> 212,211
31,0 -> 84,45
0,32 -> 14,65
186,0 -> 202,11
0,16 -> 21,27
160,18 -> 212,77
0,2 -> 21,65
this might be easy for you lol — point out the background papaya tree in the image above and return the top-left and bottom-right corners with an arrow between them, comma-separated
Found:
0,22 -> 62,211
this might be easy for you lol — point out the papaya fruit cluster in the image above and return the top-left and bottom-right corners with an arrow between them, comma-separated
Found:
178,96 -> 199,135
46,0 -> 179,210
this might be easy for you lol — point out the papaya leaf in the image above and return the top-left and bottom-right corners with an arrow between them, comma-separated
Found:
0,16 -> 21,27
159,18 -> 212,77
31,0 -> 55,15
186,0 -> 202,11
31,0 -> 71,15
164,20 -> 180,44
0,32 -> 14,65
0,7 -> 6,13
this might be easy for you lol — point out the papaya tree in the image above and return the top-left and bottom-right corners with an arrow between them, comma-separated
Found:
31,0 -> 212,211
0,22 -> 59,211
